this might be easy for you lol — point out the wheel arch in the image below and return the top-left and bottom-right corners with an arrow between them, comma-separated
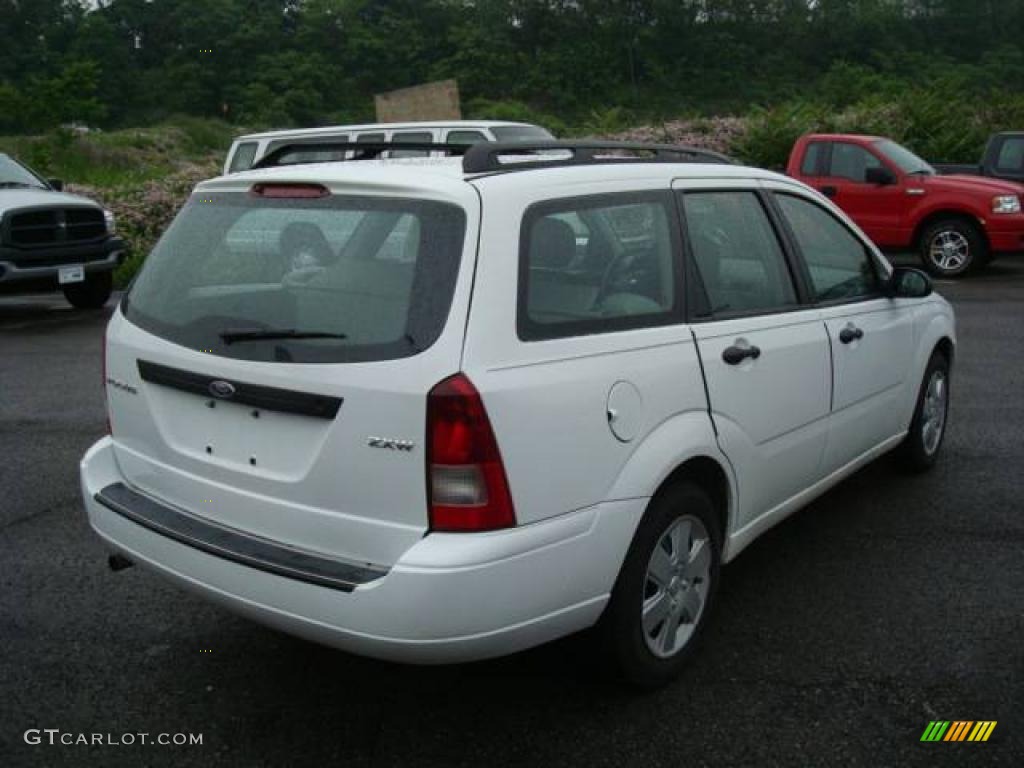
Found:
605,410 -> 737,559
899,310 -> 957,430
913,209 -> 990,253
652,457 -> 731,549
933,335 -> 955,367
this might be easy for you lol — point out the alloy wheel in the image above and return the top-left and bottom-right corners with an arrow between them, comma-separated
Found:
641,515 -> 712,658
921,369 -> 948,456
928,230 -> 970,273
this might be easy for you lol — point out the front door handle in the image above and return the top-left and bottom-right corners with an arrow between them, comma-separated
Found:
820,185 -> 838,198
722,343 -> 761,365
839,325 -> 864,344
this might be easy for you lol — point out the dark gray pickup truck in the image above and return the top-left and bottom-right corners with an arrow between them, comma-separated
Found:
934,132 -> 1024,185
0,153 -> 126,308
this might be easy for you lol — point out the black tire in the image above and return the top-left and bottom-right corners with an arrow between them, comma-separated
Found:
899,351 -> 951,472
62,271 -> 113,309
919,218 -> 988,278
602,482 -> 722,689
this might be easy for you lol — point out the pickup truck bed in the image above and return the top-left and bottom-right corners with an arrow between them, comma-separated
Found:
933,132 -> 1024,185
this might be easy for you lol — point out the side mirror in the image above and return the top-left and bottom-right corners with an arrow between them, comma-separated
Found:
48,178 -> 64,191
888,267 -> 933,298
865,167 -> 896,186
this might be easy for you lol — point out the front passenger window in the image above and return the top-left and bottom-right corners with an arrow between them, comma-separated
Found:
776,194 -> 880,302
683,192 -> 797,315
828,143 -> 884,183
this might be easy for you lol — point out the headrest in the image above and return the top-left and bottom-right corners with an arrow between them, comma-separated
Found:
530,217 -> 577,270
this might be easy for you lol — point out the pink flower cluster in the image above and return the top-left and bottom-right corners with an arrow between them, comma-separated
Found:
601,116 -> 748,154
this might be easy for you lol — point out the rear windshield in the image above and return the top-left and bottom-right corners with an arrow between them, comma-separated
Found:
123,193 -> 467,363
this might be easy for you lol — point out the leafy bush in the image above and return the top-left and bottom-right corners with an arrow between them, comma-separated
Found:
167,116 -> 237,155
730,103 -> 820,169
68,161 -> 218,288
732,84 -> 1024,170
579,106 -> 635,137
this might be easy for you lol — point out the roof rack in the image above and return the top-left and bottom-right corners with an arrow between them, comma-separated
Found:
461,140 -> 736,173
250,139 -> 737,174
252,141 -> 472,170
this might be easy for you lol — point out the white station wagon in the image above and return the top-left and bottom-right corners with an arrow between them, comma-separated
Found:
81,141 -> 955,687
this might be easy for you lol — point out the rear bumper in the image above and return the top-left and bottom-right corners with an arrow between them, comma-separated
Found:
0,237 -> 126,284
81,437 -> 645,664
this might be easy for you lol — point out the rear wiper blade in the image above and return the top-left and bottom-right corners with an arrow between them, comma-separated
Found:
0,181 -> 37,188
219,328 -> 348,344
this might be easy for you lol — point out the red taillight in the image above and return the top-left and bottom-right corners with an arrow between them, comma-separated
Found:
426,374 -> 515,532
250,183 -> 329,198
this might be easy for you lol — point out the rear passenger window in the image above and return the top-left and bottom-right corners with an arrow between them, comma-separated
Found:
801,142 -> 824,176
775,194 -> 880,302
519,193 -> 680,340
683,192 -> 797,316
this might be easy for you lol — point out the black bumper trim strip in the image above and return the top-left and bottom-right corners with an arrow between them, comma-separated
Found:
95,482 -> 387,592
137,359 -> 342,420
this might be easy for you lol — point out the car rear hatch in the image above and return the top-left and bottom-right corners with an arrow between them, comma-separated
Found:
103,168 -> 478,568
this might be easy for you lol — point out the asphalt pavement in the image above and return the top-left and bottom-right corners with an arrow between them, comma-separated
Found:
1,259 -> 1022,767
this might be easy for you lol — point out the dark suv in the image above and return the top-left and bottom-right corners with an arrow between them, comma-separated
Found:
0,153 -> 126,308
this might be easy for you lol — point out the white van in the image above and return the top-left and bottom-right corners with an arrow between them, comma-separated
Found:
223,121 -> 554,174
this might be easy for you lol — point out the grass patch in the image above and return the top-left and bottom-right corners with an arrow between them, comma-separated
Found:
0,117 -> 236,188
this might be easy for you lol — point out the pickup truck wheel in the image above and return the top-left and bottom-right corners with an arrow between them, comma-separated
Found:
919,219 -> 987,277
62,271 -> 113,309
900,352 -> 950,472
602,482 -> 721,689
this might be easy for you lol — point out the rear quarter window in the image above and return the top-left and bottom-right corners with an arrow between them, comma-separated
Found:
518,192 -> 682,340
228,142 -> 259,173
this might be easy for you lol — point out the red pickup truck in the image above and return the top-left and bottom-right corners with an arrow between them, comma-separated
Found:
787,134 -> 1024,276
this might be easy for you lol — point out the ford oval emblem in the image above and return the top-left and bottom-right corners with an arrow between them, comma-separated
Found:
209,380 -> 236,399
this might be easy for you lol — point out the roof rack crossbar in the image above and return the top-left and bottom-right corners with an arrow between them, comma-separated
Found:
249,138 -> 738,174
461,140 -> 736,173
252,141 -> 473,170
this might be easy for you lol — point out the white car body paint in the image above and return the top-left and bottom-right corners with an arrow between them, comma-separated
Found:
80,154 -> 955,663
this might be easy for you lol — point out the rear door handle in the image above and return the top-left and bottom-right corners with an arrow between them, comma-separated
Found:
722,343 -> 761,365
819,185 -> 838,198
839,325 -> 864,344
